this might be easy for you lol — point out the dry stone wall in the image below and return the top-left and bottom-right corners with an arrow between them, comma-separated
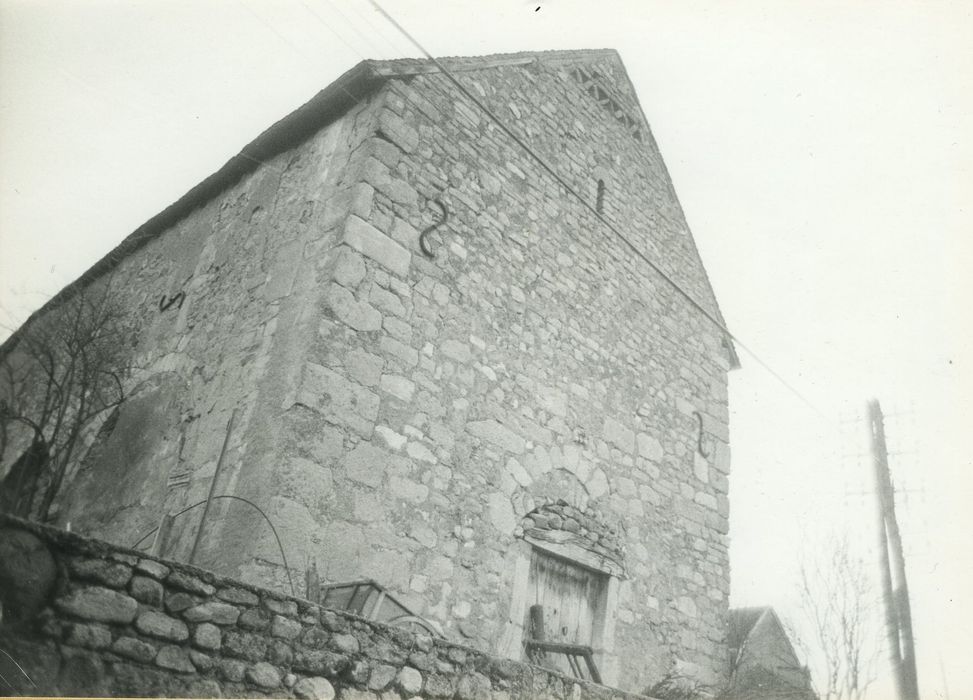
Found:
0,515 -> 653,699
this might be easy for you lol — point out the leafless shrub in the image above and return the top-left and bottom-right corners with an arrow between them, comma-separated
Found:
0,283 -> 134,520
797,534 -> 882,700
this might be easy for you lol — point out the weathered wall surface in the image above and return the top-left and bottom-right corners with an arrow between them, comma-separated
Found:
0,516 -> 653,700
36,92 -> 380,577
254,53 -> 734,693
2,50 -> 734,695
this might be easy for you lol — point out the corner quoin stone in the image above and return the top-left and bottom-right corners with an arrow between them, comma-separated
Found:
342,215 -> 412,278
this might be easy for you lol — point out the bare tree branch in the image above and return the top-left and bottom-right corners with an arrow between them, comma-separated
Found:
1,284 -> 135,520
798,534 -> 882,700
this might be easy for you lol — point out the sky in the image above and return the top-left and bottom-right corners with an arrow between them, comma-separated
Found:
1,1 -> 971,697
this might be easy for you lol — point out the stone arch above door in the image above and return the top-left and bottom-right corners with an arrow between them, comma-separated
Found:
516,500 -> 626,578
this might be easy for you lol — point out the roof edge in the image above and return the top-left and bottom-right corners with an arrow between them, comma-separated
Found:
1,60 -> 386,358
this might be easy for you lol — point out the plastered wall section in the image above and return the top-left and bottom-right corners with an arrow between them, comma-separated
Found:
267,59 -> 733,694
51,94 -> 381,572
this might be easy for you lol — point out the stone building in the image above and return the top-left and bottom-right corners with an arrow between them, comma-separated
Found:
0,49 -> 737,693
726,607 -> 817,700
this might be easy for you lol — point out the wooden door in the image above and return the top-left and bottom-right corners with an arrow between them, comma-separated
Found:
525,549 -> 607,673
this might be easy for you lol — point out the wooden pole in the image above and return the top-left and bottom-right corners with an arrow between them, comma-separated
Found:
188,409 -> 236,566
868,399 -> 919,700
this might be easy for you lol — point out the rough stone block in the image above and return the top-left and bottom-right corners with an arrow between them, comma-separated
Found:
694,491 -> 717,510
378,109 -> 419,153
441,339 -> 472,363
246,661 -> 281,689
165,591 -> 197,613
111,636 -> 157,663
155,645 -> 195,674
380,336 -> 419,367
536,386 -> 567,417
220,658 -> 247,682
328,283 -> 382,331
136,611 -> 189,642
637,432 -> 664,461
387,177 -> 419,206
55,586 -> 138,624
264,240 -> 303,300
135,559 -> 170,580
424,673 -> 455,698
129,575 -> 164,606
166,571 -> 215,596
586,468 -> 609,499
380,373 -> 415,402
389,476 -> 428,504
367,663 -> 397,691
66,622 -> 112,649
271,614 -> 302,639
217,586 -> 259,606
343,215 -> 411,278
224,629 -> 269,661
268,639 -> 294,665
193,622 -> 222,650
300,626 -> 330,649
346,348 -> 384,386
238,606 -> 271,631
693,452 -> 709,483
370,284 -> 406,317
342,442 -> 391,488
467,420 -> 525,454
68,557 -> 132,588
262,596 -> 298,617
391,217 -> 419,249
329,632 -> 360,655
602,417 -> 635,452
295,676 -> 336,700
293,649 -> 348,676
183,601 -> 240,625
456,672 -> 492,700
296,362 -> 380,437
344,659 -> 370,685
189,649 -> 215,672
396,666 -> 424,696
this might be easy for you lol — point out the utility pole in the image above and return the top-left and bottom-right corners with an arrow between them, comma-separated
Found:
868,399 -> 919,700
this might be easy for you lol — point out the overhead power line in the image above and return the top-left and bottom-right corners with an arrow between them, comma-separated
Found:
363,0 -> 825,418
220,0 -> 826,420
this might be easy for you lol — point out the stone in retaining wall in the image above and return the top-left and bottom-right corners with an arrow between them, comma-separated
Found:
0,516 -> 655,699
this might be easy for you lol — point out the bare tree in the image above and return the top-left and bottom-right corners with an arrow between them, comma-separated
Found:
797,534 -> 882,700
0,283 -> 133,521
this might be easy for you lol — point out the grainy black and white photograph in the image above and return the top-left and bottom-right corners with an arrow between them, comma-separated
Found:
0,1 -> 969,698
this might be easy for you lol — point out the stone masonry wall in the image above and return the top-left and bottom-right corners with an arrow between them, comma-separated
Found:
252,53 -> 733,693
2,51 -> 734,695
0,515 -> 653,699
9,90 -> 381,578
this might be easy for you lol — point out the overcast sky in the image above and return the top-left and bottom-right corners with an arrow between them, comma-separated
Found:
1,1 -> 970,697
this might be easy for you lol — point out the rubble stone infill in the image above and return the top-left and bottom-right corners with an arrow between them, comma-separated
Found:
0,515 -> 654,699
